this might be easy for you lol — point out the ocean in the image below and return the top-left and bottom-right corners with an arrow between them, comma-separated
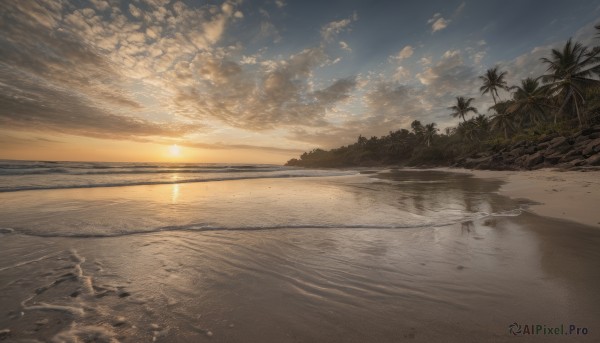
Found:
1,161 -> 599,342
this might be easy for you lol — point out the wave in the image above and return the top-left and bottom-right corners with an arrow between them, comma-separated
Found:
0,209 -> 524,238
0,171 -> 356,192
2,223 -> 457,238
0,167 -> 283,176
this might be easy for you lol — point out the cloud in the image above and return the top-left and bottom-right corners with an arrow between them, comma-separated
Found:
416,50 -> 479,96
321,12 -> 358,41
0,0 -> 243,141
339,41 -> 352,52
419,56 -> 432,66
393,66 -> 411,81
391,45 -> 414,61
0,66 -> 195,140
183,141 -> 304,155
171,46 -> 358,130
427,13 -> 450,33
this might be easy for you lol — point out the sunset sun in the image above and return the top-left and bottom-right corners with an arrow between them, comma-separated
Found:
169,144 -> 181,157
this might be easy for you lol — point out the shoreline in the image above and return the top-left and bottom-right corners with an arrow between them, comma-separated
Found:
428,167 -> 600,228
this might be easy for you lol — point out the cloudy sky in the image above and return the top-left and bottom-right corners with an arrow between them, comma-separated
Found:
1,0 -> 599,163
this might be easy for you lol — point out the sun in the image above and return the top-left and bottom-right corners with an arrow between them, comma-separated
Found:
169,144 -> 181,157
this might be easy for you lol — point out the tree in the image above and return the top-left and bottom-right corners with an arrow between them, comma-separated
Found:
472,114 -> 491,141
456,119 -> 478,142
490,101 -> 514,139
410,120 -> 425,136
479,66 -> 509,105
449,97 -> 478,122
423,123 -> 438,147
508,77 -> 551,125
540,39 -> 600,126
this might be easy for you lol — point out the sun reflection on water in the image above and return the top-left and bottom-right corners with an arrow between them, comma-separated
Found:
171,184 -> 179,203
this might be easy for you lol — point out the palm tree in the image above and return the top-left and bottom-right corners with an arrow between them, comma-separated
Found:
423,123 -> 438,147
449,97 -> 478,122
540,39 -> 600,126
410,120 -> 424,136
490,101 -> 514,139
473,114 -> 491,132
508,78 -> 551,125
479,67 -> 509,105
456,120 -> 478,142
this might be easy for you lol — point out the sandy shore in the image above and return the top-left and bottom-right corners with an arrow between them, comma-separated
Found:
434,168 -> 600,228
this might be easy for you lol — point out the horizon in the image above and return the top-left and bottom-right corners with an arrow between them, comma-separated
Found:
1,0 -> 599,163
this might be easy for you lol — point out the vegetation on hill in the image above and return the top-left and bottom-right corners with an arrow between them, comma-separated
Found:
286,32 -> 600,169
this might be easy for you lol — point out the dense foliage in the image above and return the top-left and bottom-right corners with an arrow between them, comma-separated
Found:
287,34 -> 600,168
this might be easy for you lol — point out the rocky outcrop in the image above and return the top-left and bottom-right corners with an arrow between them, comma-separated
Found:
455,124 -> 600,170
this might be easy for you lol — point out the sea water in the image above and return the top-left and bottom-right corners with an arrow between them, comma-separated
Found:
1,161 -> 599,342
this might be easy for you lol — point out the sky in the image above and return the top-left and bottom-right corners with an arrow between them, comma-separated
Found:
1,0 -> 599,163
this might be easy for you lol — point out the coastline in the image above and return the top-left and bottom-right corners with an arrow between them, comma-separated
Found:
430,167 -> 600,228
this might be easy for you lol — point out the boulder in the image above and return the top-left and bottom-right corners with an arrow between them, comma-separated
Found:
544,152 -> 564,164
536,141 -> 551,150
548,136 -> 567,149
559,149 -> 582,163
574,134 -> 590,144
567,158 -> 586,167
508,147 -> 524,157
524,151 -> 544,169
585,153 -> 600,166
575,127 -> 595,136
523,146 -> 536,155
463,156 -> 491,169
582,138 -> 600,156
514,155 -> 527,166
539,133 -> 558,143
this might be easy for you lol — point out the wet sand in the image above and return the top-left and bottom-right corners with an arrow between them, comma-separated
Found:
1,170 -> 599,342
436,167 -> 600,228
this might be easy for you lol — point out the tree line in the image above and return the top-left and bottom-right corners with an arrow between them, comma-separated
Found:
287,27 -> 600,167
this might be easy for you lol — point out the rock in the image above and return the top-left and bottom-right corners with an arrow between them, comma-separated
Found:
464,156 -> 490,169
559,154 -> 581,163
544,152 -> 563,164
515,155 -> 527,166
524,152 -> 544,168
575,127 -> 595,136
508,147 -> 523,157
537,141 -> 551,150
563,149 -> 581,158
585,153 -> 600,166
523,146 -> 536,154
548,136 -> 568,149
539,133 -> 558,142
567,158 -> 586,167
0,329 -> 10,340
574,134 -> 589,143
582,138 -> 600,156
587,132 -> 600,140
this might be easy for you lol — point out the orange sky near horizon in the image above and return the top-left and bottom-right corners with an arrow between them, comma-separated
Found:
0,131 -> 298,164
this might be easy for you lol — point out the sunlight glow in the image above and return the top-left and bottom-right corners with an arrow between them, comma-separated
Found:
169,144 -> 181,157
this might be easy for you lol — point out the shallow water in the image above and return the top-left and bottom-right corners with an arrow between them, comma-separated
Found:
0,168 -> 599,342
